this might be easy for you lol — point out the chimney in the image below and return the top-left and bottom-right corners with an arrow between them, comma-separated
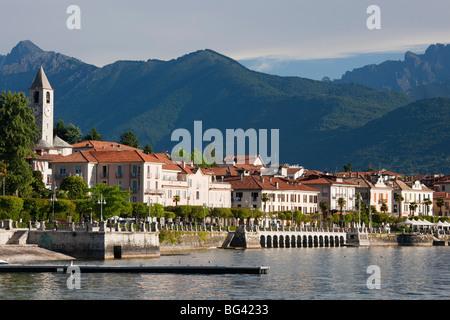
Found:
240,173 -> 243,180
275,182 -> 279,189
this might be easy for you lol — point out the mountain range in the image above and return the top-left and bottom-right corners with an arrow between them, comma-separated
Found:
1,40 -> 449,174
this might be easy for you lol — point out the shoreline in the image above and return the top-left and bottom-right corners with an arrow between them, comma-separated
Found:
0,245 -> 75,264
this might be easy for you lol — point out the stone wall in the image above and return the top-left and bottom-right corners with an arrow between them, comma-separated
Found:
27,230 -> 159,259
159,230 -> 228,251
0,230 -> 15,245
368,233 -> 450,246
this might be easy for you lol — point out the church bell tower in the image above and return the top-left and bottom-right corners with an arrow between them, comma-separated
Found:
29,66 -> 54,147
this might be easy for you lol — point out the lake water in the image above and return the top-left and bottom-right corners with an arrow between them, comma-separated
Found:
1,246 -> 449,301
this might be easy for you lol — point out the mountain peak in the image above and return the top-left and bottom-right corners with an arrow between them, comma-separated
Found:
9,40 -> 43,57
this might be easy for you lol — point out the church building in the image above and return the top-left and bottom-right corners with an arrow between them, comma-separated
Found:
28,66 -> 73,188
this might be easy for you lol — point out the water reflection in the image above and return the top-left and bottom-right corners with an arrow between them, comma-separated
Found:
1,247 -> 449,300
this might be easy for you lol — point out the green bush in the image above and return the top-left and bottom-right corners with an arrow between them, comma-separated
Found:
22,198 -> 50,221
0,196 -> 24,220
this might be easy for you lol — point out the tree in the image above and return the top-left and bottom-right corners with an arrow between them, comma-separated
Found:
409,202 -> 418,216
394,193 -> 404,217
261,193 -> 270,212
319,201 -> 329,217
337,197 -> 346,215
143,143 -> 153,154
84,127 -> 103,141
65,123 -> 83,144
173,195 -> 180,206
380,202 -> 388,214
89,184 -> 132,220
337,197 -> 346,227
60,175 -> 88,199
120,130 -> 140,149
54,119 -> 83,144
343,163 -> 353,172
30,170 -> 49,198
423,198 -> 432,215
0,91 -> 40,197
436,198 -> 445,216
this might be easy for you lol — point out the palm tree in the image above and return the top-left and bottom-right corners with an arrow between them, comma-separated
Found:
394,193 -> 404,217
261,193 -> 269,212
423,198 -> 432,216
409,202 -> 418,216
319,201 -> 328,227
173,195 -> 180,206
380,202 -> 388,214
436,198 -> 445,216
338,197 -> 346,227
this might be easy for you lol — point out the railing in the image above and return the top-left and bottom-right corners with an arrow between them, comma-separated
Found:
145,189 -> 164,195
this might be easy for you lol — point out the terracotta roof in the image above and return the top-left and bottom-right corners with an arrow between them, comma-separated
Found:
299,177 -> 357,186
224,175 -> 319,192
33,153 -> 65,162
52,150 -> 165,164
71,140 -> 142,152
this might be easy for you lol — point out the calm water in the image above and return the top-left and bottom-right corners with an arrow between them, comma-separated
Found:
1,246 -> 449,300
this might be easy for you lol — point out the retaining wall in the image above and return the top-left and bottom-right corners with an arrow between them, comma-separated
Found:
27,230 -> 159,259
159,230 -> 228,251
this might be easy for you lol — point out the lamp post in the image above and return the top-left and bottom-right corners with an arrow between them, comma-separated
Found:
98,194 -> 106,221
147,197 -> 153,231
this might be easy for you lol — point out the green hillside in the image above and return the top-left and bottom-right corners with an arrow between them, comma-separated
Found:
3,41 -> 448,174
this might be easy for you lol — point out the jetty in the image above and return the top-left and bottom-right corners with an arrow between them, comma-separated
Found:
0,264 -> 269,275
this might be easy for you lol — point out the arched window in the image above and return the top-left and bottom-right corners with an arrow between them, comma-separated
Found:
46,92 -> 51,104
33,91 -> 39,104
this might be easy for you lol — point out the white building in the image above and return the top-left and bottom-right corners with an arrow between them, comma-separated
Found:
386,179 -> 434,216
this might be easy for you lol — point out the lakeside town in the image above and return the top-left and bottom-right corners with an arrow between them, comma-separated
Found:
0,66 -> 449,234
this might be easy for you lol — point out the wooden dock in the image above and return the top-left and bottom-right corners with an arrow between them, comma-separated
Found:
0,264 -> 270,275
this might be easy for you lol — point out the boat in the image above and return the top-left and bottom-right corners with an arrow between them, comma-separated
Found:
0,260 -> 8,265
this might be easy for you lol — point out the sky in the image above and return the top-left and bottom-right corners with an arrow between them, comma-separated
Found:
1,0 -> 450,80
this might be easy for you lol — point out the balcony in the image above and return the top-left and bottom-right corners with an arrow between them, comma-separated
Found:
145,189 -> 164,195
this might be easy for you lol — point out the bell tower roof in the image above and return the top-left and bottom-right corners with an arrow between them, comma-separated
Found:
30,66 -> 52,90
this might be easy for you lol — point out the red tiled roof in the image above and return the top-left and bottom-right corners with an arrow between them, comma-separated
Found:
52,150 -> 165,164
300,177 -> 357,186
72,140 -> 142,152
224,175 -> 319,192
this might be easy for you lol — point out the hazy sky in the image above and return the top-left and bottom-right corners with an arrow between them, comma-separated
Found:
1,0 -> 449,79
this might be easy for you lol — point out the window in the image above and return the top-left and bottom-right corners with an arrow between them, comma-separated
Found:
117,181 -> 122,191
117,165 -> 122,178
46,92 -> 51,104
132,181 -> 137,193
236,192 -> 243,200
75,166 -> 82,175
102,166 -> 107,178
33,91 -> 39,104
59,166 -> 66,178
196,191 -> 200,200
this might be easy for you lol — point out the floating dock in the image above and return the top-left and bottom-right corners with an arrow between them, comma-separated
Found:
0,264 -> 269,275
